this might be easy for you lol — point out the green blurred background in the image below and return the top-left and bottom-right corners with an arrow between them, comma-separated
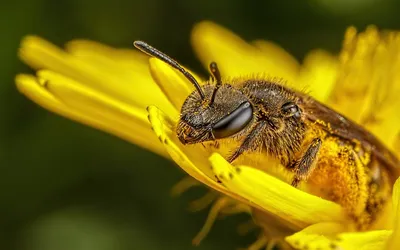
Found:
2,0 -> 400,249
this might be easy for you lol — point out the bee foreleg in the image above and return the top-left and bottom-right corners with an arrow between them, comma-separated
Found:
291,138 -> 322,187
226,123 -> 265,163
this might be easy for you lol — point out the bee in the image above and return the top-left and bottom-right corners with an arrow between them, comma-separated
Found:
134,41 -> 400,228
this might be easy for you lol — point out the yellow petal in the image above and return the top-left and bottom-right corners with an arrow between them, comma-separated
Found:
149,57 -> 202,111
286,222 -> 391,250
148,105 -> 221,184
191,21 -> 298,83
336,231 -> 392,250
386,177 -> 400,250
285,222 -> 347,250
148,106 -> 226,186
16,72 -> 167,157
252,39 -> 300,75
147,105 -> 267,211
16,74 -> 78,118
37,70 -> 147,126
65,39 -> 150,67
328,26 -> 400,143
298,49 -> 338,102
209,153 -> 347,229
19,36 -> 177,115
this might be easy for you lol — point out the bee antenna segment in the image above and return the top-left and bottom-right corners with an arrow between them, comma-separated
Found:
133,41 -> 205,100
209,62 -> 222,105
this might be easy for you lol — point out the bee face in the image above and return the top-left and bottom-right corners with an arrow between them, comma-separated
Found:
177,84 -> 254,144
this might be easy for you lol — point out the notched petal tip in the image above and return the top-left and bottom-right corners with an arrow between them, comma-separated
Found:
15,73 -> 56,103
15,72 -> 78,121
15,73 -> 35,88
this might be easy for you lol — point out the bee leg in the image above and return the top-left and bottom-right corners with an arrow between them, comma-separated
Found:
291,138 -> 322,187
226,123 -> 265,163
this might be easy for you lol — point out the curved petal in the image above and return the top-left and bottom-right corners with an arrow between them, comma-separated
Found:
191,21 -> 298,83
149,57 -> 201,113
37,70 -> 149,128
18,36 -> 176,115
252,39 -> 300,75
16,71 -> 167,156
209,153 -> 347,230
147,105 -> 267,211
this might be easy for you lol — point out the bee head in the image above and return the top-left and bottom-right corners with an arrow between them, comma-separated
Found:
133,41 -> 253,144
178,81 -> 253,144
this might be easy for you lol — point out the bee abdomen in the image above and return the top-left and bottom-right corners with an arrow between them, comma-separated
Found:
306,137 -> 392,229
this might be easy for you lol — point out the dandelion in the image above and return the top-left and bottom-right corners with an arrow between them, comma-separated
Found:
16,21 -> 400,249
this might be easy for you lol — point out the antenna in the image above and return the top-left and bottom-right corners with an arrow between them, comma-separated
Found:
133,41 -> 205,100
209,62 -> 222,105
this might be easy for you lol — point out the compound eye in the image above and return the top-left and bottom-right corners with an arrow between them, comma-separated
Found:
281,102 -> 301,118
212,101 -> 253,139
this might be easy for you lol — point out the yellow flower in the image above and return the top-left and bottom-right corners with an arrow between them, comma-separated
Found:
16,21 -> 400,250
